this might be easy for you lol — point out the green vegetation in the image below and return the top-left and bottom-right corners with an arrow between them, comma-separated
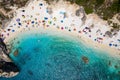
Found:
84,6 -> 93,14
98,0 -> 120,20
66,0 -> 120,20
66,0 -> 120,30
96,0 -> 105,6
112,23 -> 120,30
75,0 -> 95,14
0,13 -> 7,19
11,0 -> 29,8
66,0 -> 95,14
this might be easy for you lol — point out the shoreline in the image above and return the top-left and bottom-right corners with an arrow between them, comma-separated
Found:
4,26 -> 120,58
0,0 -> 120,79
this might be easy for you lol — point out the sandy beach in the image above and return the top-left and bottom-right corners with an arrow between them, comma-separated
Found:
4,25 -> 120,58
1,0 -> 120,57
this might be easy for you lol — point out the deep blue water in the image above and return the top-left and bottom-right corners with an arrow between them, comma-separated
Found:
1,30 -> 120,80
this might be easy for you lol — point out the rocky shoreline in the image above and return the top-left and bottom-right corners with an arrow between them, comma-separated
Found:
0,0 -> 30,78
0,38 -> 19,78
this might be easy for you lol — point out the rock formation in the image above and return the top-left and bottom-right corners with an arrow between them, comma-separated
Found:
0,38 -> 19,78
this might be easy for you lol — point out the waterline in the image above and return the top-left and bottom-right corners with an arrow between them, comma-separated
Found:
1,31 -> 120,80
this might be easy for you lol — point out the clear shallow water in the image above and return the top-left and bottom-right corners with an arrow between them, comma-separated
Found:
1,31 -> 120,80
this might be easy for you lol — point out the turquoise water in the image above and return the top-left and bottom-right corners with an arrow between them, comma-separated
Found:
1,30 -> 120,80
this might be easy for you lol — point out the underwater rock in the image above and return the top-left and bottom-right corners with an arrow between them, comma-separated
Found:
118,71 -> 120,75
82,56 -> 89,64
27,70 -> 33,76
114,65 -> 119,69
108,61 -> 112,66
13,49 -> 19,56
45,63 -> 52,67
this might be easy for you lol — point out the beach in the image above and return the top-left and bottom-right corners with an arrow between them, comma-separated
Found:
0,0 -> 120,79
1,24 -> 120,80
4,26 -> 120,57
0,0 -> 119,56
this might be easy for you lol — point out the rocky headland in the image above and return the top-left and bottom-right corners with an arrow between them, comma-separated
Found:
0,38 -> 19,78
0,0 -> 30,78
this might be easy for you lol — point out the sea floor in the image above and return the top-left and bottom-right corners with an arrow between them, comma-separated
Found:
1,30 -> 120,80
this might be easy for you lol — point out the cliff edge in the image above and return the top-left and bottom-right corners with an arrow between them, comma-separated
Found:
0,38 -> 19,78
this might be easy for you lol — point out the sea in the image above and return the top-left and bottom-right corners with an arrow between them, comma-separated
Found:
1,30 -> 120,80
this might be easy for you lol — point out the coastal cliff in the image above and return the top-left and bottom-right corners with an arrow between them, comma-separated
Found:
0,38 -> 19,78
0,0 -> 30,78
